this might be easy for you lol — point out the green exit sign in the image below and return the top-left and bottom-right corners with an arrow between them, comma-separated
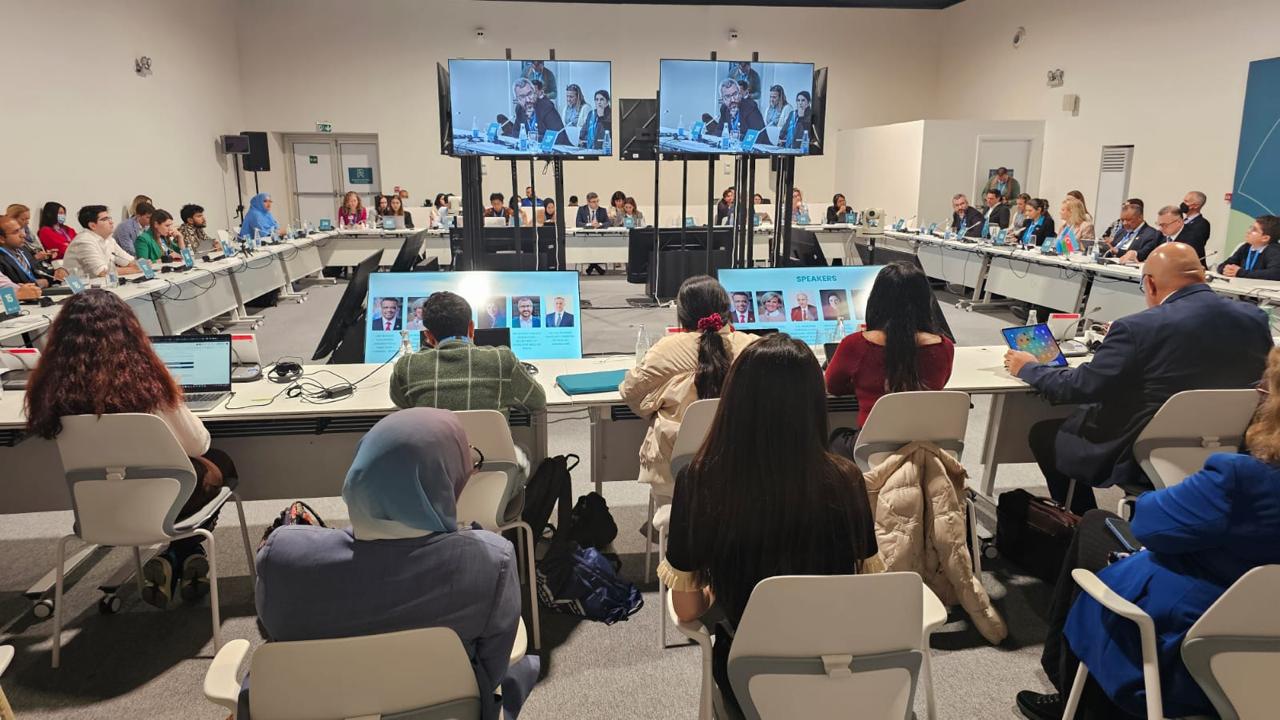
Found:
316,122 -> 333,133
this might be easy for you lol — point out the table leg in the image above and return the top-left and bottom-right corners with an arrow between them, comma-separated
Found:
979,394 -> 1006,499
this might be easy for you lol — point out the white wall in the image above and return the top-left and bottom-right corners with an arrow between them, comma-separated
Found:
838,121 -> 925,221
1,0 -> 246,231
234,0 -> 943,225
917,119 -> 1044,224
933,0 -> 1280,254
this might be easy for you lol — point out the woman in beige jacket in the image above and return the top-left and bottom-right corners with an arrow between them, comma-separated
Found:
619,276 -> 759,501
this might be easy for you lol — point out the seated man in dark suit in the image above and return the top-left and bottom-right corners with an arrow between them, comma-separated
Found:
0,216 -> 64,288
950,194 -> 985,238
1178,190 -> 1211,253
705,78 -> 765,140
1153,204 -> 1206,265
1219,214 -> 1280,280
980,190 -> 1010,237
1004,243 -> 1271,514
575,192 -> 609,228
1103,203 -> 1161,261
503,78 -> 569,147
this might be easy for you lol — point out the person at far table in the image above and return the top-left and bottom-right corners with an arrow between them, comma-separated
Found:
791,188 -> 812,225
337,191 -> 367,228
239,193 -> 286,241
112,201 -> 153,257
24,289 -> 237,609
388,195 -> 414,229
825,262 -> 954,428
576,192 -> 609,228
1018,198 -> 1056,246
542,198 -> 558,226
374,194 -> 390,218
619,197 -> 644,228
483,192 -> 513,221
179,204 -> 215,253
1007,192 -> 1031,231
62,205 -> 140,278
1004,243 -> 1271,515
620,275 -> 759,502
252,408 -> 539,720
1102,203 -> 1159,262
607,190 -> 627,226
983,166 -> 1020,202
714,187 -> 736,226
0,216 -> 65,288
0,272 -> 40,300
1151,204 -> 1204,264
544,295 -> 574,327
390,291 -> 545,419
133,209 -> 185,263
951,194 -> 984,238
37,201 -> 75,259
1057,197 -> 1095,249
660,333 -> 877,718
1219,214 -> 1280,280
980,190 -> 1009,237
1178,190 -> 1211,252
826,193 -> 854,224
579,90 -> 611,151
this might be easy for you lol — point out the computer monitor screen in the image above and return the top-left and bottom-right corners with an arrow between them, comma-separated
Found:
365,271 -> 583,362
658,59 -> 815,156
150,335 -> 233,390
447,59 -> 613,158
717,266 -> 881,345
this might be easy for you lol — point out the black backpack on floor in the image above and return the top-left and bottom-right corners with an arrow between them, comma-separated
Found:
521,454 -> 578,543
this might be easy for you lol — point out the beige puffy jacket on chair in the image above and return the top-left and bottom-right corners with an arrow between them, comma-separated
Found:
863,441 -> 1008,644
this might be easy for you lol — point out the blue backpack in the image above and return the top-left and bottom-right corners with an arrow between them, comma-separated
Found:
536,541 -> 643,625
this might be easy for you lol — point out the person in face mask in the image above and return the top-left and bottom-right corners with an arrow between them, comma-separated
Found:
36,201 -> 76,259
1177,190 -> 1211,253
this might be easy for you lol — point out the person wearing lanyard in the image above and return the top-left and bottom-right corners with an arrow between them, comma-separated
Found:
507,78 -> 568,147
0,216 -> 64,288
1019,198 -> 1055,247
1104,203 -> 1158,261
1219,215 -> 1280,281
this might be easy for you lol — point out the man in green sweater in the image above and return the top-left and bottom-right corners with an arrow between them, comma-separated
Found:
389,290 -> 546,415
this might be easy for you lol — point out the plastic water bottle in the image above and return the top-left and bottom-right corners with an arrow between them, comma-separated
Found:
720,131 -> 730,150
518,125 -> 528,151
800,131 -> 810,154
1091,240 -> 1102,263
107,266 -> 118,287
1028,308 -> 1039,326
677,115 -> 685,140
729,127 -> 740,148
397,330 -> 414,359
603,130 -> 612,155
471,116 -> 479,142
634,324 -> 651,365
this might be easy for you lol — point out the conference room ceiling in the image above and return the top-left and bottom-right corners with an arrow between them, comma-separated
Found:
494,0 -> 964,8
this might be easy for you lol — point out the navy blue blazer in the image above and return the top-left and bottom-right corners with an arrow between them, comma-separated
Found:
576,205 -> 609,228
1018,284 -> 1270,489
1065,453 -> 1280,717
1108,223 -> 1161,259
951,207 -> 984,237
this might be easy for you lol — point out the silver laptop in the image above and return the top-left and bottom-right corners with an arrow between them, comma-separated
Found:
151,334 -> 233,411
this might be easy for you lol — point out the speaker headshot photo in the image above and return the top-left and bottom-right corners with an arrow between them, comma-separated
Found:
820,289 -> 849,321
371,296 -> 403,332
790,291 -> 819,321
729,291 -> 755,324
756,290 -> 786,322
478,296 -> 508,329
511,296 -> 542,329
544,295 -> 575,327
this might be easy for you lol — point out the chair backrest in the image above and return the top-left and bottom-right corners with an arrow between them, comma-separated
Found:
454,410 -> 518,465
249,627 -> 481,720
217,228 -> 232,246
668,398 -> 719,479
1132,389 -> 1259,489
727,573 -> 924,720
853,391 -> 970,471
55,414 -> 197,546
1182,565 -> 1280,720
455,470 -> 510,531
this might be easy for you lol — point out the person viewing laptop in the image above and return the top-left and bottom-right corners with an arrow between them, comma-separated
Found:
179,204 -> 214,253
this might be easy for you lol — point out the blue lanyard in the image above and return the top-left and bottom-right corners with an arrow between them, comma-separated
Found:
527,111 -> 537,135
1245,248 -> 1262,272
438,336 -> 471,345
730,113 -> 741,135
1023,217 -> 1043,243
0,247 -> 34,281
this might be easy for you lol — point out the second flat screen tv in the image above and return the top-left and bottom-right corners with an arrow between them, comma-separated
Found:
658,59 -> 816,156
448,59 -> 613,158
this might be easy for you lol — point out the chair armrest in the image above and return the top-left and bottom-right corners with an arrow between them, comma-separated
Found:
1071,569 -> 1154,627
203,638 -> 250,711
511,619 -> 528,666
0,645 -> 13,676
652,504 -> 672,531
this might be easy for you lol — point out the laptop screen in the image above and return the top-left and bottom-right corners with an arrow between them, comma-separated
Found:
150,335 -> 233,391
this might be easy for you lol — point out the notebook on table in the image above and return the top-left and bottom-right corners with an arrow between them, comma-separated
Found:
556,369 -> 627,395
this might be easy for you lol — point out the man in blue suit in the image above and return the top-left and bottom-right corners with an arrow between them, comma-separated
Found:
544,296 -> 574,327
1004,243 -> 1271,514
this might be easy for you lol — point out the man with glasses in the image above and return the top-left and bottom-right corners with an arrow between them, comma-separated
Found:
505,78 -> 568,147
1004,242 -> 1270,515
1218,214 -> 1280,280
62,206 -> 140,278
1153,204 -> 1206,265
708,78 -> 765,142
1102,203 -> 1160,262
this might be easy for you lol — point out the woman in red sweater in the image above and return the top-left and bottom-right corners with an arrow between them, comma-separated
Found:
825,262 -> 955,427
36,201 -> 75,259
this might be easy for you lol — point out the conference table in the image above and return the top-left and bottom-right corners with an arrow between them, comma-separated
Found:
0,345 -> 1069,525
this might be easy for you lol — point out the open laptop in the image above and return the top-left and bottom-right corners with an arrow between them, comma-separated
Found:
150,334 -> 233,411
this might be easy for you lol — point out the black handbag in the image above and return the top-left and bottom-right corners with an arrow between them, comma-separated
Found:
996,489 -> 1079,582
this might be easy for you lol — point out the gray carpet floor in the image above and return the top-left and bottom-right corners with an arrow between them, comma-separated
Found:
0,270 -> 1123,719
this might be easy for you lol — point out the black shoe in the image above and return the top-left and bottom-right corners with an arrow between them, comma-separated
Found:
1015,690 -> 1063,720
141,555 -> 173,609
179,551 -> 210,603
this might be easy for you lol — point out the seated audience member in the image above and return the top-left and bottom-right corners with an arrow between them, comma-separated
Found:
507,195 -> 530,227
1016,347 -> 1280,720
24,289 -> 234,607
542,198 -> 558,226
620,276 -> 758,502
390,291 -> 545,416
984,167 -> 1020,202
483,192 -> 513,221
1018,198 -> 1056,246
1178,190 -> 1211,251
388,195 -> 414,229
607,191 -> 627,227
6,204 -> 47,260
1007,192 -> 1031,231
127,194 -> 153,219
619,197 -> 644,227
981,190 -> 1010,236
661,333 -> 878,717
1005,243 -> 1271,514
764,83 -> 793,129
578,90 -> 611,150
1102,203 -> 1160,261
951,193 -> 984,237
113,201 -> 153,256
714,187 -> 735,226
133,209 -> 185,263
372,194 -> 389,218
37,201 -> 76,259
1066,190 -> 1092,221
179,204 -> 214,252
337,191 -> 367,227
1058,197 -> 1095,247
825,262 -> 954,427
0,272 -> 40,300
567,195 -> 579,209
1151,204 -> 1204,264
252,409 -> 538,720
0,215 -> 64,288
1219,214 -> 1280,280
240,193 -> 285,240
63,206 -> 141,278
791,188 -> 812,225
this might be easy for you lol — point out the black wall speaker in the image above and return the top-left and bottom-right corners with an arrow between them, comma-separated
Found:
241,131 -> 271,172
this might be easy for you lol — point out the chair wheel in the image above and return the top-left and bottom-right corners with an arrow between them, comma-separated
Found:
32,599 -> 54,619
98,595 -> 122,614
982,542 -> 999,560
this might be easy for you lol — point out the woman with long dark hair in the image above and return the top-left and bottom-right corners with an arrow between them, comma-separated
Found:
620,275 -> 757,501
825,261 -> 954,427
37,201 -> 75,259
661,333 -> 878,715
714,186 -> 735,226
25,289 -> 238,609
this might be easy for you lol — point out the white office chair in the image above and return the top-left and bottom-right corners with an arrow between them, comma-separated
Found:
647,399 -> 719,650
667,589 -> 715,720
48,413 -> 256,668
203,627 -> 482,720
852,391 -> 984,576
0,645 -> 14,720
1063,565 -> 1280,720
1132,389 -> 1258,491
453,410 -> 540,650
726,573 -> 929,720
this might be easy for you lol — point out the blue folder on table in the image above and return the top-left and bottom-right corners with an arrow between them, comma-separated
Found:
556,369 -> 627,395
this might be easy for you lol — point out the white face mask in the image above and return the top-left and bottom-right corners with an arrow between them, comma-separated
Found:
56,214 -> 67,224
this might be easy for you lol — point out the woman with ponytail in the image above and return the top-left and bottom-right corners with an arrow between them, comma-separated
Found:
620,275 -> 758,501
825,261 -> 955,428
